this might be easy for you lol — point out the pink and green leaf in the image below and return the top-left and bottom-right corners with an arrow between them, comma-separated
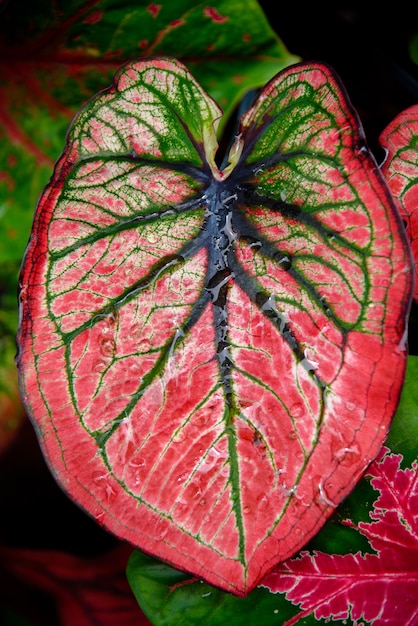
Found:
17,59 -> 413,595
0,0 -> 297,269
380,104 -> 418,302
126,358 -> 418,624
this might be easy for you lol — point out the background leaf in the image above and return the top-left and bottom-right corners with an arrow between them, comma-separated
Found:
261,450 -> 418,626
127,550 -> 300,626
0,543 -> 150,626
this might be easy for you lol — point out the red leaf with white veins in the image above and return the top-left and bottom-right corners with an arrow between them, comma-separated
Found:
261,450 -> 418,625
17,58 -> 413,595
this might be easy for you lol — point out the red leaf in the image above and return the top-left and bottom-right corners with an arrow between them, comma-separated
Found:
0,543 -> 150,626
17,59 -> 413,595
203,7 -> 229,23
261,450 -> 418,625
380,104 -> 418,302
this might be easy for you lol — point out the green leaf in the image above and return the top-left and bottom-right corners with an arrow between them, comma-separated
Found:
409,32 -> 418,65
0,261 -> 26,454
385,354 -> 418,466
126,550 -> 300,626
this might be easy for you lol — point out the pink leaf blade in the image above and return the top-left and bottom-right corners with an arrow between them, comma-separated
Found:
232,63 -> 413,585
17,60 -> 413,596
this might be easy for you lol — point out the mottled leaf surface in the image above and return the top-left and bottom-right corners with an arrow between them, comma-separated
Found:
17,59 -> 413,595
261,449 -> 418,626
380,104 -> 418,302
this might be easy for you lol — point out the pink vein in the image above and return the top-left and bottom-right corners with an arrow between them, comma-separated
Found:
142,8 -> 193,55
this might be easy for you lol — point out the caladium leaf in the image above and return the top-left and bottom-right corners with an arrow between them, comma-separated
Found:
17,58 -> 413,595
261,449 -> 418,626
0,0 -> 297,407
127,358 -> 418,625
380,104 -> 418,302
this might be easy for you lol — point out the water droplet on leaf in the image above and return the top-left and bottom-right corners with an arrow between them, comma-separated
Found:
129,457 -> 146,468
290,402 -> 304,418
335,442 -> 362,467
318,480 -> 336,507
274,252 -> 292,270
258,495 -> 269,511
240,235 -> 262,249
137,337 -> 152,352
92,358 -> 108,372
173,430 -> 186,443
99,336 -> 116,357
191,412 -> 207,426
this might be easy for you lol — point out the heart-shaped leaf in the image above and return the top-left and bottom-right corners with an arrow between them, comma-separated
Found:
380,104 -> 418,302
17,58 -> 413,596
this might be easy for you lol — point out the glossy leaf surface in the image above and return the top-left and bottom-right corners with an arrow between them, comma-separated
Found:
0,0 -> 296,267
127,357 -> 418,625
380,104 -> 418,302
17,58 -> 413,595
